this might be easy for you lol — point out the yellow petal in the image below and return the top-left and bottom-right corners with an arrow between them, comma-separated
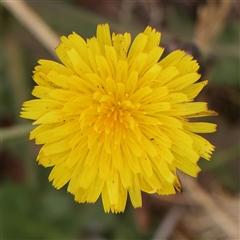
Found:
183,122 -> 217,133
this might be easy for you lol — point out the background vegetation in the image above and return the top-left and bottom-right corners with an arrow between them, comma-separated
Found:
1,1 -> 239,239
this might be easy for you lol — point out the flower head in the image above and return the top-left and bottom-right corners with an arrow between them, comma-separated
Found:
21,24 -> 216,213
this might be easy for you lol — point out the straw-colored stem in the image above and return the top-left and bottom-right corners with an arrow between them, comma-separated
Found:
194,0 -> 233,53
1,124 -> 34,143
1,0 -> 59,56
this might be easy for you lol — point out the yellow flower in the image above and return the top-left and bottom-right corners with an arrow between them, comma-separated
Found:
21,24 -> 217,213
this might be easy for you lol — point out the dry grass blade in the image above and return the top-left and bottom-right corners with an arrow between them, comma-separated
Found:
1,124 -> 34,143
193,0 -> 233,53
179,172 -> 239,239
1,0 -> 59,56
152,204 -> 187,240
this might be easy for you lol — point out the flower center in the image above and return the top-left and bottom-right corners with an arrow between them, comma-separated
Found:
89,90 -> 140,146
